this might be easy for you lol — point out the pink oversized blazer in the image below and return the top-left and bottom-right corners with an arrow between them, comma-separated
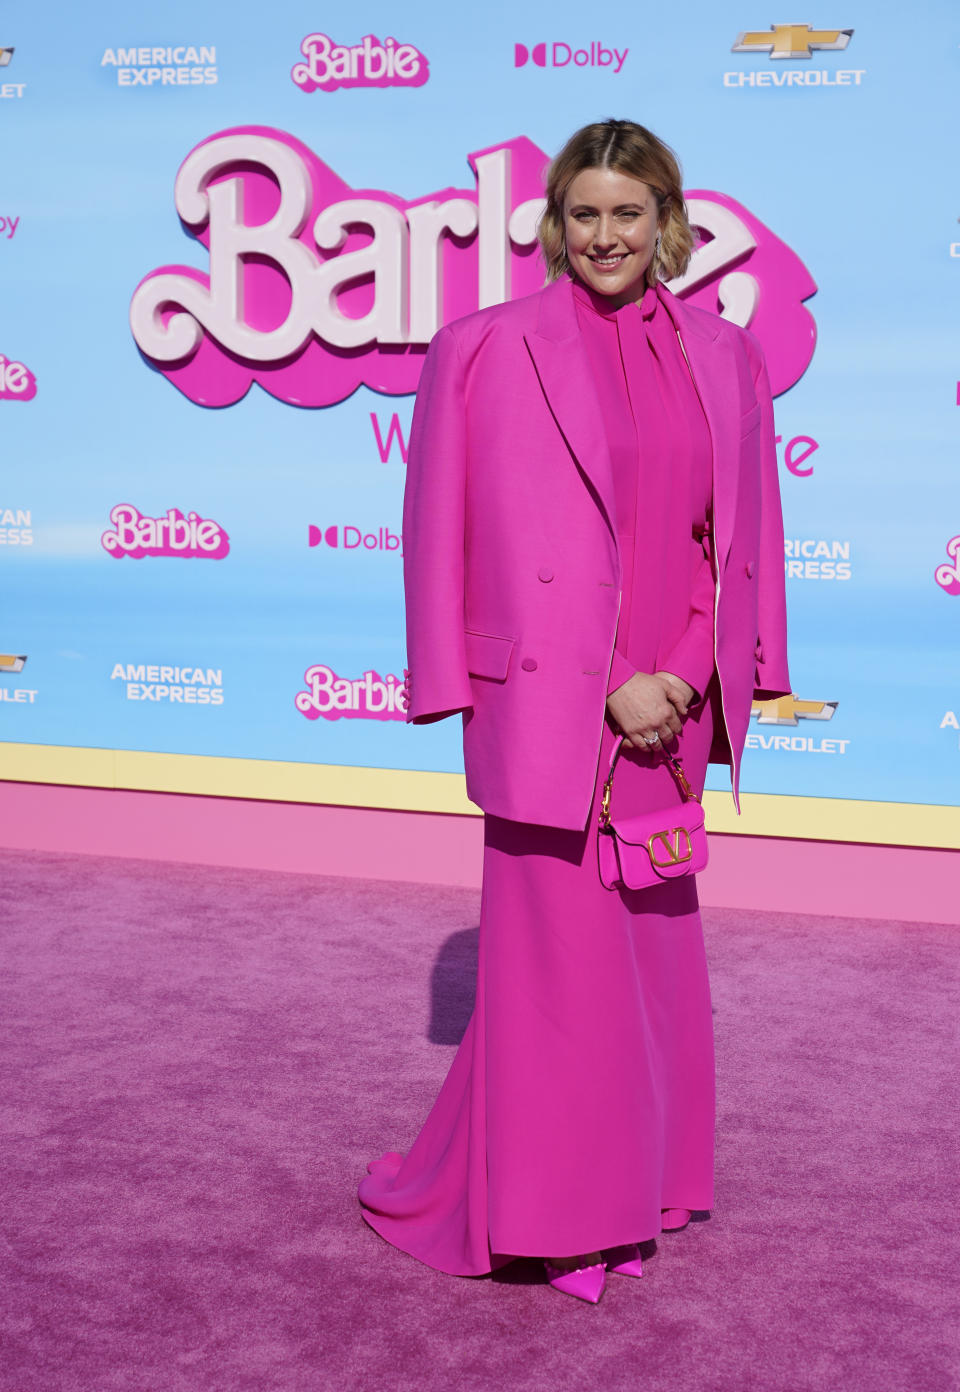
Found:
401,276 -> 791,831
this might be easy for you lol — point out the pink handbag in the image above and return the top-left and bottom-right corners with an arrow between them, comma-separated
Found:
597,735 -> 709,891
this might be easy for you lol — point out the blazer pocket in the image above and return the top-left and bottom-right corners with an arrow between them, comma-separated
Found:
464,629 -> 517,682
739,402 -> 762,438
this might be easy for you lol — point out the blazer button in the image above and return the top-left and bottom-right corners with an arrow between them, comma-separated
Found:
521,657 -> 538,672
537,566 -> 554,583
745,560 -> 755,578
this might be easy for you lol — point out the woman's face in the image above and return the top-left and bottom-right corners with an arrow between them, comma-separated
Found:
563,166 -> 662,307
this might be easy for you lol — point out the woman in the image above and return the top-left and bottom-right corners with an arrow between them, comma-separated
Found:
358,119 -> 790,1303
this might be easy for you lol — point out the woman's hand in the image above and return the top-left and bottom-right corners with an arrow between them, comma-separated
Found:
655,670 -> 696,717
606,671 -> 685,750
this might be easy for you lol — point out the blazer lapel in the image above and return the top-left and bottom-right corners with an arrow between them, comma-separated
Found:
524,278 -> 741,574
658,287 -> 740,574
523,280 -> 619,541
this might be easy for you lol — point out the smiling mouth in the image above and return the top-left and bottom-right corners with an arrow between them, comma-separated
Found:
588,253 -> 629,269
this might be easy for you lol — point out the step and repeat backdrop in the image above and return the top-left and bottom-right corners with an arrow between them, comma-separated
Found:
2,1 -> 958,843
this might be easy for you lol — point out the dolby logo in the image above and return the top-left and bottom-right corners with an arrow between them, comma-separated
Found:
308,523 -> 402,554
514,41 -> 628,73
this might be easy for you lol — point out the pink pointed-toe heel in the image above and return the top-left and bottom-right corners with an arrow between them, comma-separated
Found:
661,1207 -> 691,1232
604,1243 -> 644,1278
543,1258 -> 607,1304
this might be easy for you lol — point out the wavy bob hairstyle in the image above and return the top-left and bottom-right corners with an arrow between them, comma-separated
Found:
538,119 -> 694,288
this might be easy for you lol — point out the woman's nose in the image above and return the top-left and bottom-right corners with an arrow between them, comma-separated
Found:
592,217 -> 618,250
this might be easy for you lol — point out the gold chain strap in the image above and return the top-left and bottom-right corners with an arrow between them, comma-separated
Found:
598,738 -> 700,831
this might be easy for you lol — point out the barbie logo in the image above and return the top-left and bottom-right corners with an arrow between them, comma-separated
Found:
292,33 -> 429,93
101,504 -> 230,559
130,126 -> 816,408
295,664 -> 408,720
0,352 -> 36,400
934,535 -> 960,596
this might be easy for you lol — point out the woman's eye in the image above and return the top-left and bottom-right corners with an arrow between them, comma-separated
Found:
570,210 -> 641,223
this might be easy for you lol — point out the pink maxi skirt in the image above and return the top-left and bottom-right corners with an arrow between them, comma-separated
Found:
358,691 -> 718,1276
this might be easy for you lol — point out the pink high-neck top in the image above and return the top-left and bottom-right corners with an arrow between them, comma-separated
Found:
572,276 -> 716,700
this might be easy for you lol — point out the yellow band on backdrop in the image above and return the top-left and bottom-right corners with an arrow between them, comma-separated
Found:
0,742 -> 956,850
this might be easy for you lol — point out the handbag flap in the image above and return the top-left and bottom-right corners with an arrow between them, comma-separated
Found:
609,811 -> 709,887
610,801 -> 706,849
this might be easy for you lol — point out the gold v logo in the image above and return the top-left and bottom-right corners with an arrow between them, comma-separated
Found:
647,827 -> 692,868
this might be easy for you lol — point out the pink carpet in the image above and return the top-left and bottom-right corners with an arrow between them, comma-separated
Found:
2,847 -> 958,1391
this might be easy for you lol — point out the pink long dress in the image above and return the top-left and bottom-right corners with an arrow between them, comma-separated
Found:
358,277 -> 720,1275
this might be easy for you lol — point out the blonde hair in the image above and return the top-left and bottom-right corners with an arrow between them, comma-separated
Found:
538,119 -> 694,287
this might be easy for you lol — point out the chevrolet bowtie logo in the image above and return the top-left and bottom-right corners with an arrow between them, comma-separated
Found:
751,695 -> 838,726
0,654 -> 27,672
732,23 -> 853,59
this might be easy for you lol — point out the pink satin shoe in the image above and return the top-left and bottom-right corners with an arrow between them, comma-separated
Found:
604,1243 -> 644,1278
543,1258 -> 607,1304
661,1207 -> 691,1232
